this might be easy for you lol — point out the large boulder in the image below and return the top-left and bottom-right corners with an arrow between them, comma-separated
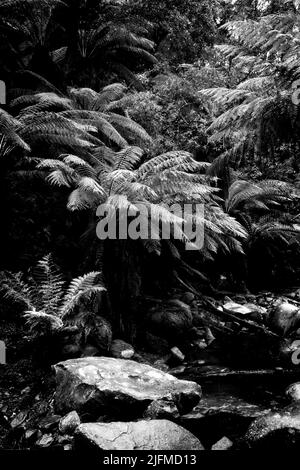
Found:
53,357 -> 201,419
75,420 -> 204,450
243,404 -> 300,449
147,300 -> 193,342
269,302 -> 300,336
286,382 -> 300,402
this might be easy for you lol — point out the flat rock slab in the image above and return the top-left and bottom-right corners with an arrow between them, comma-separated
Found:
54,357 -> 201,419
75,420 -> 204,450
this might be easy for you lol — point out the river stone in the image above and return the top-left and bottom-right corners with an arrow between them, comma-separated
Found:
286,382 -> 300,402
143,398 -> 180,420
24,429 -> 38,443
244,405 -> 300,448
147,300 -> 193,341
59,411 -> 81,434
38,414 -> 61,431
269,302 -> 300,336
53,357 -> 201,419
223,301 -> 254,316
211,436 -> 233,450
36,433 -> 54,448
110,339 -> 135,359
75,420 -> 204,451
10,411 -> 27,429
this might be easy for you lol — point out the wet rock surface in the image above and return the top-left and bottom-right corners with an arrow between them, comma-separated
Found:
243,404 -> 300,449
2,291 -> 300,451
75,420 -> 204,451
59,411 -> 80,434
179,391 -> 272,448
54,357 -> 202,419
143,398 -> 180,420
211,436 -> 233,450
269,302 -> 300,336
285,382 -> 300,402
110,340 -> 135,359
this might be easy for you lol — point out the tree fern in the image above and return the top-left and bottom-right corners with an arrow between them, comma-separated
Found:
225,179 -> 295,214
58,5 -> 157,88
11,84 -> 152,158
0,109 -> 31,155
38,141 -> 248,262
200,10 -> 300,169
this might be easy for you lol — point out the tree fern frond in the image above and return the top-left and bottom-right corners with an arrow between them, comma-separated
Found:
236,76 -> 274,91
215,43 -> 243,59
59,110 -> 128,148
100,194 -> 138,213
106,112 -> 152,143
200,87 -> 255,108
0,109 -> 31,152
92,83 -> 127,112
67,188 -> 101,211
78,176 -> 107,197
226,179 -> 294,214
113,146 -> 143,171
137,151 -> 193,178
62,154 -> 97,177
47,169 -> 74,187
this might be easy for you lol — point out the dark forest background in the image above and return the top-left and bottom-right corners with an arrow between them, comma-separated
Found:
1,0 -> 300,348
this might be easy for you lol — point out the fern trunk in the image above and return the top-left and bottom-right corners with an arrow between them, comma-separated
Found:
104,240 -> 143,343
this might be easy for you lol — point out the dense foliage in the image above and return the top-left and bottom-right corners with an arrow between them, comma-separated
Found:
1,0 -> 300,351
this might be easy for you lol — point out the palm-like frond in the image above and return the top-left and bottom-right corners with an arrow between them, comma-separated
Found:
13,84 -> 151,156
225,179 -> 295,214
0,109 -> 31,154
92,83 -> 127,112
201,12 -> 300,168
41,142 -> 247,259
61,14 -> 157,87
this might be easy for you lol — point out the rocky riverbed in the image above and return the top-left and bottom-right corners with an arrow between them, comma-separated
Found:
1,354 -> 300,450
1,289 -> 300,450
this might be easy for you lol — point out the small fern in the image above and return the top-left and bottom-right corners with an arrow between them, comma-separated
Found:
60,272 -> 106,318
0,254 -> 106,337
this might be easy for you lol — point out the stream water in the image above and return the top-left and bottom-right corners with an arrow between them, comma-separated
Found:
175,365 -> 300,447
